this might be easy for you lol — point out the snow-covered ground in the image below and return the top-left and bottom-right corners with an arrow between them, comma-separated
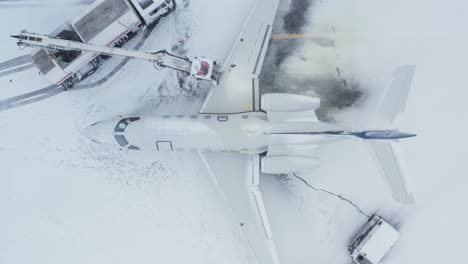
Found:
1,0 -> 467,264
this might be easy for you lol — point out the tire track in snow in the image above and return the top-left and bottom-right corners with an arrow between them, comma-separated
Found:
0,0 -> 94,7
0,64 -> 35,78
0,85 -> 61,111
0,54 -> 32,71
0,54 -> 34,77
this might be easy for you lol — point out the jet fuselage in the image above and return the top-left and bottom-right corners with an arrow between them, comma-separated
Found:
85,112 -> 349,153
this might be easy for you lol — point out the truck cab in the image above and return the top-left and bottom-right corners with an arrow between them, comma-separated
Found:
128,0 -> 176,26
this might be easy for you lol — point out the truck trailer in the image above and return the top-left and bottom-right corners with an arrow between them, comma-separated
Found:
348,215 -> 400,264
30,0 -> 175,89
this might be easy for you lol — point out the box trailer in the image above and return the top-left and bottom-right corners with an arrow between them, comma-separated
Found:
30,0 -> 175,89
348,215 -> 400,264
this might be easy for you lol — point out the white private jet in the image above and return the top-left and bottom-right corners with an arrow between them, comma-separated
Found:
84,0 -> 416,263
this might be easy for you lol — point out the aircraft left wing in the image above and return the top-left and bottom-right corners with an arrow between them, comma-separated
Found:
199,152 -> 280,264
368,140 -> 415,204
200,0 -> 280,114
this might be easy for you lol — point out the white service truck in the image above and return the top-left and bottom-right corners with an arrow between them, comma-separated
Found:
348,215 -> 400,264
29,0 -> 175,89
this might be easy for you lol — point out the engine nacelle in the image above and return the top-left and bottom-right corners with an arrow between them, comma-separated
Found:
261,93 -> 320,112
261,155 -> 319,174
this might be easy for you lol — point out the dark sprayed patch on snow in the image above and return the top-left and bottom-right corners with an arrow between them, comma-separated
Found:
283,0 -> 315,34
259,0 -> 367,122
272,40 -> 298,66
261,73 -> 364,122
303,77 -> 363,109
260,0 -> 315,78
260,47 -> 365,121
272,0 -> 315,66
312,78 -> 364,122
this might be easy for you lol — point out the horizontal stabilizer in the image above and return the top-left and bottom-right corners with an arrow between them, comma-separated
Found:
377,65 -> 416,124
368,140 -> 415,204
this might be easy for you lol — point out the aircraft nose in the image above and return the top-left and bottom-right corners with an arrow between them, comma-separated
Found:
83,121 -> 117,145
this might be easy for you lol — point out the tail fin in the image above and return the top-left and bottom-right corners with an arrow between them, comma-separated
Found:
376,65 -> 416,124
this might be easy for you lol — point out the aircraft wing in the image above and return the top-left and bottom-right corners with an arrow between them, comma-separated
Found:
199,152 -> 280,264
368,140 -> 415,204
377,65 -> 416,124
200,0 -> 280,114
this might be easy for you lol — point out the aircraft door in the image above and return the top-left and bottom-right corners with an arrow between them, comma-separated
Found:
156,141 -> 173,151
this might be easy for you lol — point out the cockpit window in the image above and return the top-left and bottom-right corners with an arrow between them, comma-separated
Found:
114,117 -> 141,132
115,135 -> 129,147
128,145 -> 140,150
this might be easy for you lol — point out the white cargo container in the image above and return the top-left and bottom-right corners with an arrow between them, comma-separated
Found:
30,0 -> 175,89
348,215 -> 400,264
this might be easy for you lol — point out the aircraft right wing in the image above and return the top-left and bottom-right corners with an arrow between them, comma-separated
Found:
200,0 -> 280,114
199,152 -> 280,264
368,140 -> 415,204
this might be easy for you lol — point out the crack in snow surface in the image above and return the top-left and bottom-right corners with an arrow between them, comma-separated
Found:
293,173 -> 370,218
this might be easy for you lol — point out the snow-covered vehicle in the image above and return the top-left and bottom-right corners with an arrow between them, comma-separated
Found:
348,215 -> 400,264
30,0 -> 175,89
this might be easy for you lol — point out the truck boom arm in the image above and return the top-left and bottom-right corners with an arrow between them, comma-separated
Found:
12,31 -> 218,82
